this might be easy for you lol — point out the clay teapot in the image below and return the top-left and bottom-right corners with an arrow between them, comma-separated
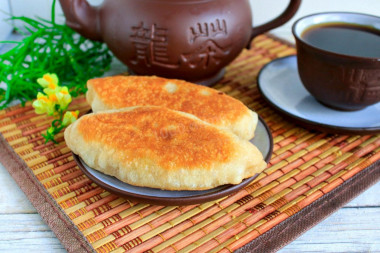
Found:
59,0 -> 301,85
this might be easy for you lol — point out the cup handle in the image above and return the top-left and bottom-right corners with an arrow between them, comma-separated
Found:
248,0 -> 301,48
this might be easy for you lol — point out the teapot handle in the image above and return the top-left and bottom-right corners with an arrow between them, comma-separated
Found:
248,0 -> 301,48
59,0 -> 103,41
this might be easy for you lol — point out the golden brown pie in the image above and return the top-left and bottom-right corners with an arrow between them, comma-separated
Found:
86,76 -> 257,140
65,106 -> 266,190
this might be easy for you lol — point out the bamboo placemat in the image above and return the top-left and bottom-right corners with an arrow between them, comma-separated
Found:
0,34 -> 380,253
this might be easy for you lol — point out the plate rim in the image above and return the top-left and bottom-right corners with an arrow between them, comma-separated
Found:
257,55 -> 380,135
72,115 -> 273,206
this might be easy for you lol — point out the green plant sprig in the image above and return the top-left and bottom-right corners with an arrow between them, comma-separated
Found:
0,1 -> 112,108
32,73 -> 79,144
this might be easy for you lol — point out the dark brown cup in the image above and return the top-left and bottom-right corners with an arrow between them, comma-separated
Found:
292,12 -> 380,111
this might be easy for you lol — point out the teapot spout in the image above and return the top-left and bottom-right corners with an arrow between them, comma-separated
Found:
59,0 -> 102,41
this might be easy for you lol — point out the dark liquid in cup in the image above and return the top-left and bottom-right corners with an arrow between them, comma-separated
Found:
301,23 -> 380,58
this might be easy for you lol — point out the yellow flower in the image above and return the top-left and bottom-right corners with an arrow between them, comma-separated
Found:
62,110 -> 79,126
55,86 -> 72,110
48,93 -> 58,103
32,92 -> 56,116
43,87 -> 58,96
37,73 -> 59,89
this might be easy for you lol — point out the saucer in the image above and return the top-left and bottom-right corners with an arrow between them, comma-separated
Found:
73,116 -> 273,206
257,55 -> 380,134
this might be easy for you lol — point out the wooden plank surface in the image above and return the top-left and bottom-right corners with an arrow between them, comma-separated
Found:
0,214 -> 66,253
0,163 -> 379,252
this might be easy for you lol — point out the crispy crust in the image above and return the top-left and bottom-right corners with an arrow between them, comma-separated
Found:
65,107 -> 266,191
86,76 -> 257,140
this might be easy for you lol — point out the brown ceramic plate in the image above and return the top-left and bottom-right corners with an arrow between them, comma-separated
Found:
73,116 -> 273,206
257,55 -> 380,135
